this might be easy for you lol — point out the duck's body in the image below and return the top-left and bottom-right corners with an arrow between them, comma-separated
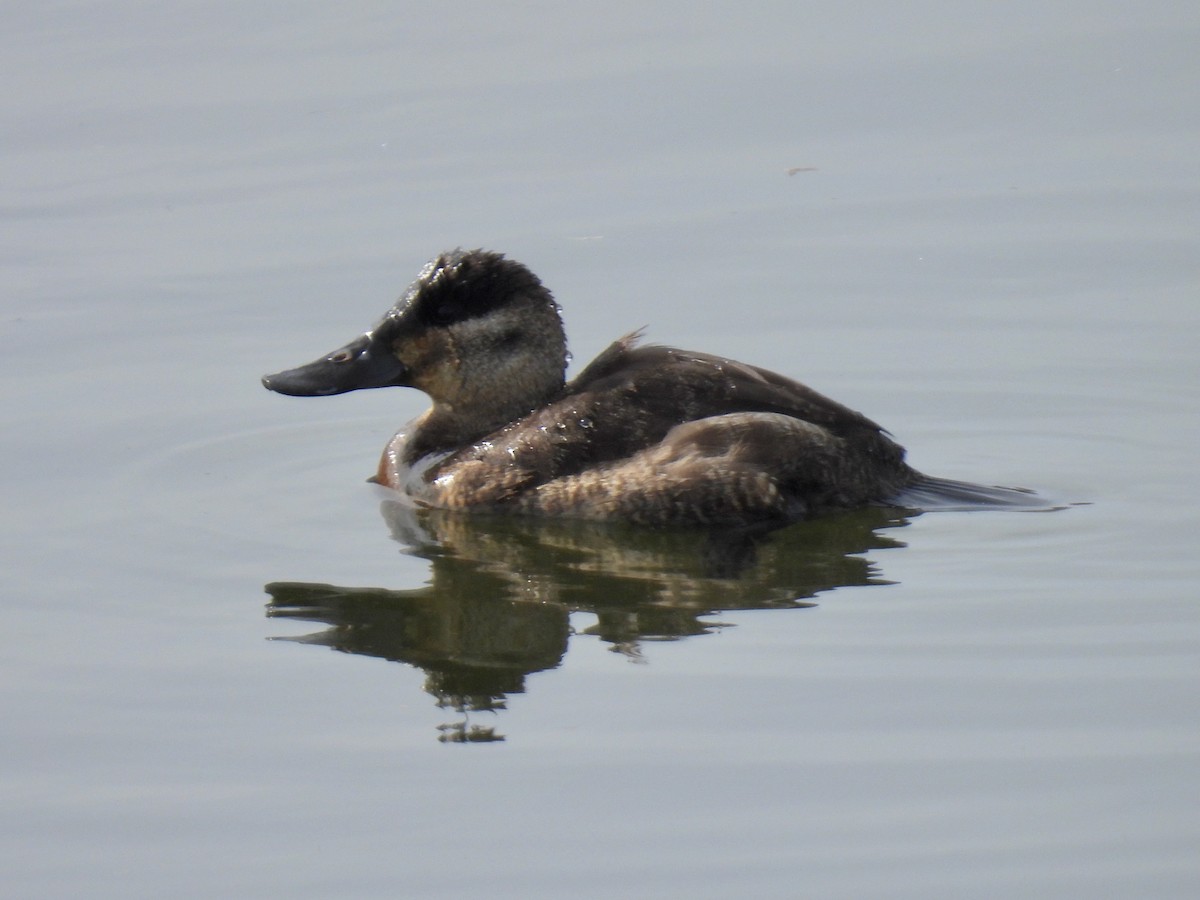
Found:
263,250 -> 955,526
375,338 -> 917,524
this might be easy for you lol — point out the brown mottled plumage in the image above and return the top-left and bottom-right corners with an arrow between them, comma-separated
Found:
263,249 -> 1024,526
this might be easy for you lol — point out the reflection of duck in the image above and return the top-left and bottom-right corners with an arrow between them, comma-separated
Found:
267,577 -> 569,744
264,249 -> 1035,526
266,502 -> 911,741
379,499 -> 906,617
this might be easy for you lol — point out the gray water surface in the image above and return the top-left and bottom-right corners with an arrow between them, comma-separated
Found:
3,4 -> 1198,898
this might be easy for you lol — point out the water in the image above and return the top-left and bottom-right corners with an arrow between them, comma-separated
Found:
3,3 -> 1198,898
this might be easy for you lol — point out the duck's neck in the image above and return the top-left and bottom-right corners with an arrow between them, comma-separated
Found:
401,386 -> 560,466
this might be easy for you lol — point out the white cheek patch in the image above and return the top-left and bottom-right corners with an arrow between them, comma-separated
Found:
453,304 -> 525,351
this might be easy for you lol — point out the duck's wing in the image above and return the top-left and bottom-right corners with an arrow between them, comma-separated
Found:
568,343 -> 891,440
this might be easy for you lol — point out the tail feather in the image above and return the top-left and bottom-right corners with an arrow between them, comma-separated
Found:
887,475 -> 1062,512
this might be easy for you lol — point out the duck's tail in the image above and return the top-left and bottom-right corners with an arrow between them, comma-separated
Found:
887,475 -> 1063,512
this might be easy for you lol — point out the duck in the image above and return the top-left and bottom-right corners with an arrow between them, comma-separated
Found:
262,249 -> 1022,526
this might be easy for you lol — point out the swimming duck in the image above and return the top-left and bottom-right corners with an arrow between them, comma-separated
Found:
263,249 -> 991,526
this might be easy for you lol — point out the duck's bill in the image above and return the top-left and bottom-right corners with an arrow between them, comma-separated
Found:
261,333 -> 408,397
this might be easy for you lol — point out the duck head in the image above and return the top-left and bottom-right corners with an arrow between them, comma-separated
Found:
263,249 -> 568,435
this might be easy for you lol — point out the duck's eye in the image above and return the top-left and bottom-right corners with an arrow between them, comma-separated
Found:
429,301 -> 463,325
